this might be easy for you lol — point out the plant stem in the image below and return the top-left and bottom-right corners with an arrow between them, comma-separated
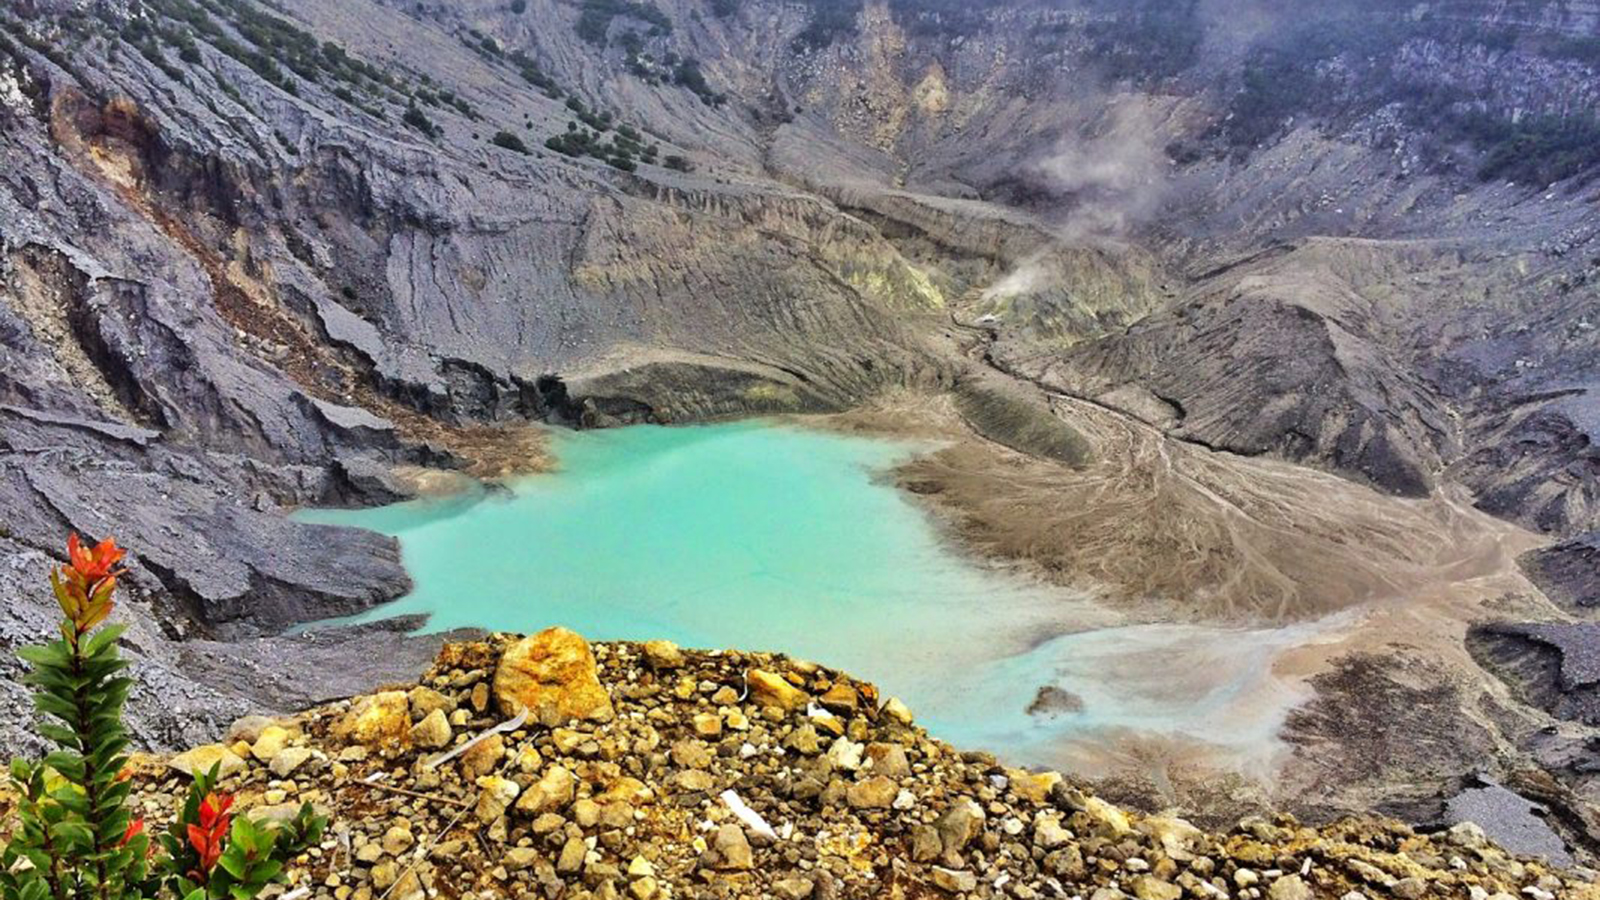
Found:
27,797 -> 71,900
68,634 -> 112,900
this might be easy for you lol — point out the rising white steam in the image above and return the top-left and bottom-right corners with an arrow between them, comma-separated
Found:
984,100 -> 1171,302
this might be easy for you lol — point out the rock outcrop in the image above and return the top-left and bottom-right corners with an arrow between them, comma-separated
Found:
101,631 -> 1598,899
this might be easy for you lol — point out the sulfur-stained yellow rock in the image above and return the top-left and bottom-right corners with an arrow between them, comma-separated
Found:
1007,768 -> 1062,804
459,733 -> 505,779
641,640 -> 684,669
881,696 -> 914,724
249,725 -> 292,762
494,628 -> 614,725
167,744 -> 247,779
1139,816 -> 1204,861
515,764 -> 578,816
818,682 -> 859,713
846,776 -> 898,809
409,708 -> 452,749
747,669 -> 808,711
1133,875 -> 1183,900
331,691 -> 412,751
475,775 -> 521,823
1083,796 -> 1132,837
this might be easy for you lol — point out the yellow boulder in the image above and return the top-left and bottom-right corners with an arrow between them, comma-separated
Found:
494,628 -> 615,725
747,669 -> 808,712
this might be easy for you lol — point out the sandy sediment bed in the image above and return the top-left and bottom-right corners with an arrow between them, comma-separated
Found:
809,390 -> 1593,852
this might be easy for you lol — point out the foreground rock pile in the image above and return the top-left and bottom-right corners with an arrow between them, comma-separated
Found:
109,629 -> 1595,900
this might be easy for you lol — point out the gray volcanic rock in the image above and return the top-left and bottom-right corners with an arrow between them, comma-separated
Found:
1469,622 -> 1600,727
1522,532 -> 1600,614
1445,779 -> 1575,867
0,537 -> 447,757
1017,241 -> 1457,495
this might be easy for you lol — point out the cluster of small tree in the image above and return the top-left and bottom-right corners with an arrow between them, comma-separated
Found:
618,31 -> 663,83
792,0 -> 862,51
509,49 -> 563,97
0,14 -> 77,82
457,26 -> 505,64
490,130 -> 532,154
565,96 -> 617,131
1221,11 -> 1600,184
1081,0 -> 1202,83
882,0 -> 988,37
403,101 -> 440,138
545,118 -> 659,171
125,28 -> 189,82
1467,112 -> 1600,185
574,0 -> 673,46
125,0 -> 404,103
414,81 -> 479,120
672,57 -> 726,106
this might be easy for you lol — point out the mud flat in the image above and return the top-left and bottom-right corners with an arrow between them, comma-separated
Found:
824,391 -> 1590,848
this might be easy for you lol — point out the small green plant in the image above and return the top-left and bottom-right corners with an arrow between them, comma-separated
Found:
490,130 -> 530,154
402,102 -> 438,138
0,534 -> 325,900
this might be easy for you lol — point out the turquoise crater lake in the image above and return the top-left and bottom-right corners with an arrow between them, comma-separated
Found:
300,420 -> 1325,774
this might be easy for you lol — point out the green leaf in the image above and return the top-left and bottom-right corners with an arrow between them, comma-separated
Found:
36,723 -> 76,746
18,878 -> 47,900
96,808 -> 131,845
252,860 -> 284,884
100,777 -> 133,809
83,624 -> 127,657
217,848 -> 248,881
42,752 -> 85,782
16,644 -> 69,668
21,667 -> 77,693
32,693 -> 76,723
17,850 -> 51,877
48,788 -> 88,817
88,716 -> 128,748
48,820 -> 93,848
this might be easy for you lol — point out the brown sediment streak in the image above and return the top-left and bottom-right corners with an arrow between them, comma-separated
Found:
46,90 -> 550,475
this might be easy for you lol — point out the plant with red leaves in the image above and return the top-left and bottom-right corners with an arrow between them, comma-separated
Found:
49,532 -> 127,639
121,819 -> 147,849
185,793 -> 233,882
1,533 -> 325,900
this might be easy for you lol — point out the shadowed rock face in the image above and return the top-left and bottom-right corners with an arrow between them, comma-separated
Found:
1520,533 -> 1600,614
1469,622 -> 1600,727
0,0 -> 1598,771
1017,243 -> 1458,496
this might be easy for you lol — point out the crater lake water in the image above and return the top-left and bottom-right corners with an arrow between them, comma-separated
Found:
299,420 -> 1338,774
